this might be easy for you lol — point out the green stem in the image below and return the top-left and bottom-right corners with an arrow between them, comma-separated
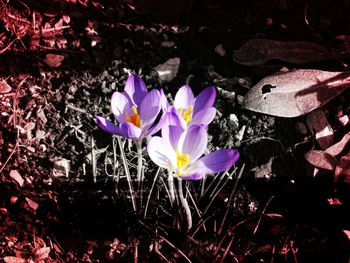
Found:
167,169 -> 175,206
117,136 -> 137,213
136,139 -> 143,190
177,178 -> 192,231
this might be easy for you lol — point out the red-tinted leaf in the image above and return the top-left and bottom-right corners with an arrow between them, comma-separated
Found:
25,197 -> 39,211
3,256 -> 26,263
9,170 -> 24,187
34,247 -> 50,261
44,54 -> 65,68
335,151 -> 350,182
304,150 -> 338,171
0,80 -> 12,93
325,132 -> 350,157
242,70 -> 350,117
306,108 -> 334,150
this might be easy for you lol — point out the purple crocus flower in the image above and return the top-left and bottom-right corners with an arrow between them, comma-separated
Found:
164,85 -> 217,128
96,75 -> 163,140
147,119 -> 239,180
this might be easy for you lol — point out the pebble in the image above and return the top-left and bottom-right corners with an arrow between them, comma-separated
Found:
214,44 -> 226,56
154,57 -> 180,82
235,125 -> 246,141
236,95 -> 244,105
228,114 -> 239,130
339,115 -> 349,126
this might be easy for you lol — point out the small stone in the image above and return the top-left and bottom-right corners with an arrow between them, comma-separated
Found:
217,87 -> 235,103
236,95 -> 244,105
228,114 -> 239,130
52,158 -> 70,178
234,125 -> 246,141
154,57 -> 180,82
339,115 -> 349,126
161,41 -> 175,48
214,44 -> 226,56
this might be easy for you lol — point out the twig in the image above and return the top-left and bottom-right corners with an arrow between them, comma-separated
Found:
117,136 -> 137,212
144,167 -> 161,219
139,220 -> 192,263
203,168 -> 236,215
217,164 -> 245,235
186,186 -> 206,232
244,196 -> 275,257
91,136 -> 97,183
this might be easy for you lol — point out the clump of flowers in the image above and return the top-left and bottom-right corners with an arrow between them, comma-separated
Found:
96,74 -> 239,230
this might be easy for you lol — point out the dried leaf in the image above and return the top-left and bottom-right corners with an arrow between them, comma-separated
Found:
0,80 -> 12,93
335,151 -> 350,182
154,57 -> 180,82
44,54 -> 65,68
342,230 -> 350,240
325,131 -> 350,157
25,197 -> 39,211
233,39 -> 333,66
3,256 -> 26,263
34,247 -> 50,261
306,108 -> 334,150
9,170 -> 24,187
304,150 -> 338,171
242,69 -> 350,117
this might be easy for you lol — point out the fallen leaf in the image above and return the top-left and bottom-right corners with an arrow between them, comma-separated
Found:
242,69 -> 350,117
233,39 -> 333,66
342,229 -> 350,240
34,247 -> 50,261
325,131 -> 350,156
25,197 -> 39,211
0,80 -> 12,93
304,150 -> 338,171
306,108 -> 334,149
44,54 -> 65,68
335,151 -> 350,182
3,256 -> 26,263
9,170 -> 24,187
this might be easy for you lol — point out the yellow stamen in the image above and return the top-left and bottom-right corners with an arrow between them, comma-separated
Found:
176,150 -> 190,171
125,106 -> 141,128
179,105 -> 193,124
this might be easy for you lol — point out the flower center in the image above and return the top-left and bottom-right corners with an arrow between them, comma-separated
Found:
125,106 -> 141,128
179,105 -> 193,124
176,150 -> 190,170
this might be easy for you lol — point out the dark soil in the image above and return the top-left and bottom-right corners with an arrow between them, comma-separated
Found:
1,0 -> 350,262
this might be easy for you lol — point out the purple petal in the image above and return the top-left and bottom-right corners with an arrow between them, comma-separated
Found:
160,88 -> 170,111
179,125 -> 207,163
96,116 -> 123,136
120,122 -> 142,140
143,112 -> 166,137
191,107 -> 216,126
163,125 -> 184,151
124,75 -> 148,106
140,89 -> 161,129
180,171 -> 205,181
193,87 -> 216,116
148,136 -> 176,169
174,85 -> 195,110
199,149 -> 240,173
111,92 -> 131,124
